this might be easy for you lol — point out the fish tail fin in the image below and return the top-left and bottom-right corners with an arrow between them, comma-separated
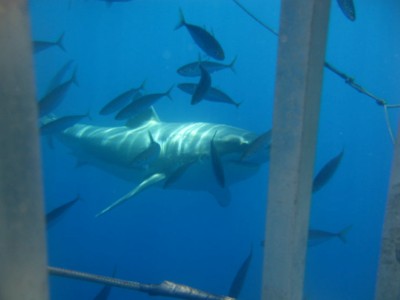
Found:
235,101 -> 243,109
337,225 -> 353,243
165,85 -> 174,101
56,32 -> 66,52
229,56 -> 238,73
174,8 -> 186,30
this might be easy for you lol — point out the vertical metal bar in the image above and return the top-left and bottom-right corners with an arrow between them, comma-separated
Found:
261,1 -> 331,299
0,1 -> 49,300
375,121 -> 400,300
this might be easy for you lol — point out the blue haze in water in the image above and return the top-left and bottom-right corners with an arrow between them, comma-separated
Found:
29,0 -> 400,299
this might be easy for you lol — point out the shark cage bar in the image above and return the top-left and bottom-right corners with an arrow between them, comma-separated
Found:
0,1 -> 49,300
375,121 -> 400,299
261,0 -> 331,299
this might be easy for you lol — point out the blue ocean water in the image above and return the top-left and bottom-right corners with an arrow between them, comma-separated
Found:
29,0 -> 400,299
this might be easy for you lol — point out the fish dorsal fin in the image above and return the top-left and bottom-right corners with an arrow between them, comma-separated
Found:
125,107 -> 160,128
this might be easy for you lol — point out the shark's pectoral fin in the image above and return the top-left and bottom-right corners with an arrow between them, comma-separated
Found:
209,187 -> 231,207
96,173 -> 166,217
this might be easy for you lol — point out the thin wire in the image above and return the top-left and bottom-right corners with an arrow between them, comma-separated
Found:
232,0 -> 278,36
233,0 -> 399,143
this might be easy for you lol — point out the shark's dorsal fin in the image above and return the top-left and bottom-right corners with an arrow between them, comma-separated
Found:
125,107 -> 160,128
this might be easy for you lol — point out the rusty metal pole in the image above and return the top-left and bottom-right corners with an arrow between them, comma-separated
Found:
261,0 -> 331,299
375,120 -> 400,300
0,1 -> 49,300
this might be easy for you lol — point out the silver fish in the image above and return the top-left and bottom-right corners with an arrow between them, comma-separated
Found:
46,195 -> 81,228
177,57 -> 237,77
312,149 -> 344,193
175,9 -> 225,61
260,225 -> 352,248
178,83 -> 241,108
38,68 -> 78,117
40,113 -> 90,135
100,80 -> 145,115
228,247 -> 252,298
308,226 -> 352,247
115,86 -> 173,120
47,60 -> 76,93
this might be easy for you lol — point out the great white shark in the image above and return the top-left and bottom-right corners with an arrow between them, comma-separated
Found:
57,108 -> 270,216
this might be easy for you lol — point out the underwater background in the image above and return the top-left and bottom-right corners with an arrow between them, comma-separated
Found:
29,0 -> 400,299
